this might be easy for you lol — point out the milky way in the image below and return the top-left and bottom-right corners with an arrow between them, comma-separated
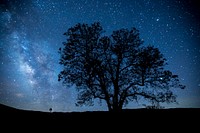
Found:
0,0 -> 200,112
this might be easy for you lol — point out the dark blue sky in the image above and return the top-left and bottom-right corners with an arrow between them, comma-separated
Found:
0,0 -> 199,112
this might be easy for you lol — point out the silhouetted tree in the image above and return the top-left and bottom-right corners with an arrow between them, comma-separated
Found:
58,22 -> 185,112
49,108 -> 52,112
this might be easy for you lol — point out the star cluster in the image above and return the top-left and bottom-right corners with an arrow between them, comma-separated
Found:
0,0 -> 199,112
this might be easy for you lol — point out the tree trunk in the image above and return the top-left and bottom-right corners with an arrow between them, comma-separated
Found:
106,101 -> 112,111
111,102 -> 123,112
111,106 -> 122,112
113,82 -> 119,111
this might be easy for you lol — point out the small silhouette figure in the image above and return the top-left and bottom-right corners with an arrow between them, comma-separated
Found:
49,108 -> 52,113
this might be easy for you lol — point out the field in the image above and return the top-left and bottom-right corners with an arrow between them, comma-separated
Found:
0,103 -> 199,131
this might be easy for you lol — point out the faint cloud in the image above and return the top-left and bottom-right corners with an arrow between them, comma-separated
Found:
15,93 -> 24,98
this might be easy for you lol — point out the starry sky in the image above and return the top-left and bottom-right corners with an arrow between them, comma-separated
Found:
0,0 -> 200,112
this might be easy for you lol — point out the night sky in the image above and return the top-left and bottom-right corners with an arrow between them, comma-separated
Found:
0,0 -> 199,112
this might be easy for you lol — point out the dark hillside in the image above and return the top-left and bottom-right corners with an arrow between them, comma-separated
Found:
0,104 -> 199,131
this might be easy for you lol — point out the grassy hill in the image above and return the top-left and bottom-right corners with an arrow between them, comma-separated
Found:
0,103 -> 199,131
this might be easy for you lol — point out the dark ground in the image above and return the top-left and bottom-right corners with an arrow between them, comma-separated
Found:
0,103 -> 199,131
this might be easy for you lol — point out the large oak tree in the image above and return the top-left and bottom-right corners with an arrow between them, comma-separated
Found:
58,22 -> 185,112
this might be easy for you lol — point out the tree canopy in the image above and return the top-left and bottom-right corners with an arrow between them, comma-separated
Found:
58,22 -> 185,112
